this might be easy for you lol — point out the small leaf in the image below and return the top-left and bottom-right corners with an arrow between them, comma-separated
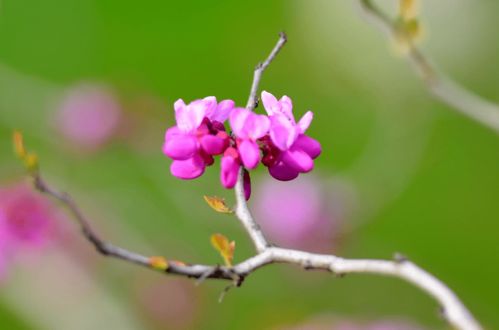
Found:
25,152 -> 39,172
13,131 -> 39,173
204,195 -> 233,214
399,0 -> 418,20
149,256 -> 169,270
171,260 -> 187,267
13,130 -> 27,159
210,233 -> 236,267
405,18 -> 422,41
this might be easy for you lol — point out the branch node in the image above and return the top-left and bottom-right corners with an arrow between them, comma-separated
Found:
438,306 -> 447,320
278,31 -> 287,42
302,260 -> 314,270
393,252 -> 409,263
196,266 -> 219,286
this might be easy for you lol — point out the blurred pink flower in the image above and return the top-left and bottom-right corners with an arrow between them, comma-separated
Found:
56,84 -> 122,151
278,317 -> 425,330
135,278 -> 201,329
0,182 -> 56,279
335,320 -> 424,330
254,175 -> 341,253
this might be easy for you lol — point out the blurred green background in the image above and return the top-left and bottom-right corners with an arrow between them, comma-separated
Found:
0,0 -> 498,329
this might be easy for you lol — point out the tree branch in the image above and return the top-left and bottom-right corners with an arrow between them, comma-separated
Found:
246,31 -> 287,111
28,31 -> 481,330
358,0 -> 499,135
234,169 -> 270,252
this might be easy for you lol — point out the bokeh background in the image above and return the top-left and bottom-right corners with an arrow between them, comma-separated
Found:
1,0 -> 498,329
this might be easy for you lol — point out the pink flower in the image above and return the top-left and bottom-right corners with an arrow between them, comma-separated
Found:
279,318 -> 424,330
56,84 -> 122,151
135,277 -> 201,329
261,91 -> 321,181
219,107 -> 269,191
163,97 -> 234,180
162,92 -> 322,198
254,175 -> 338,252
229,108 -> 270,169
0,183 -> 56,279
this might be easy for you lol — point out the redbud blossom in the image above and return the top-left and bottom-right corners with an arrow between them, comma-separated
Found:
0,183 -> 56,279
56,84 -> 122,151
162,91 -> 322,199
163,97 -> 234,179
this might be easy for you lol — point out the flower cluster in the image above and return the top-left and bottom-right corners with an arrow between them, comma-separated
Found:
0,183 -> 55,279
163,91 -> 321,199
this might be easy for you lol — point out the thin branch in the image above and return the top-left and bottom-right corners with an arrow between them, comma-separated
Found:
233,169 -> 270,253
358,0 -> 499,134
27,31 -> 481,330
246,31 -> 287,110
233,32 -> 289,253
33,174 -> 151,267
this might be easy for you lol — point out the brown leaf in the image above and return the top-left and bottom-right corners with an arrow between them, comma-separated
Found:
210,233 -> 236,267
149,256 -> 169,270
203,195 -> 233,214
13,130 -> 26,159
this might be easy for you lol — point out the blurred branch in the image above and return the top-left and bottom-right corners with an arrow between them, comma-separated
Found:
358,0 -> 499,135
27,32 -> 480,330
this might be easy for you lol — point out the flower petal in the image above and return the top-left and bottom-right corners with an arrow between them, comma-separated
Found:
297,111 -> 313,133
239,139 -> 260,169
175,99 -> 207,133
269,114 -> 298,151
210,99 -> 235,123
170,155 -> 205,179
261,91 -> 280,116
282,148 -> 314,173
202,96 -> 218,119
279,95 -> 294,122
246,113 -> 270,140
220,153 -> 240,189
294,134 -> 322,159
163,133 -> 198,160
243,169 -> 251,201
200,134 -> 228,155
268,161 -> 299,181
173,99 -> 186,113
229,108 -> 251,139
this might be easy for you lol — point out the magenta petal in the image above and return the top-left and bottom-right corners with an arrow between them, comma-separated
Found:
239,139 -> 260,169
176,100 -> 206,133
282,148 -> 314,173
202,96 -> 217,113
230,108 -> 270,140
164,126 -> 180,140
269,114 -> 298,151
279,95 -> 294,121
294,135 -> 322,159
210,99 -> 235,122
297,111 -> 313,133
200,134 -> 228,155
170,155 -> 205,179
220,155 -> 240,189
268,161 -> 299,181
163,134 -> 197,160
261,91 -> 279,116
173,99 -> 186,113
229,108 -> 250,139
243,169 -> 251,201
246,113 -> 270,140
